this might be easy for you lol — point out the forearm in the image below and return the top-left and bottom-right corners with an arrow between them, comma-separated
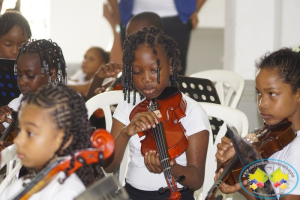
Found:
196,0 -> 206,12
86,75 -> 105,100
171,164 -> 204,191
104,127 -> 131,173
107,0 -> 121,25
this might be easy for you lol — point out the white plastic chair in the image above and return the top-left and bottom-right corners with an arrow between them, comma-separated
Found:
0,144 -> 22,193
190,70 -> 245,108
194,102 -> 249,200
85,90 -> 130,186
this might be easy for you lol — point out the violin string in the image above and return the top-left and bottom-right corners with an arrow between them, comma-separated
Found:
157,122 -> 171,177
218,154 -> 239,181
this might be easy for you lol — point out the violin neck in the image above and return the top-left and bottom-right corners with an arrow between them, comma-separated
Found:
0,112 -> 18,142
205,154 -> 239,200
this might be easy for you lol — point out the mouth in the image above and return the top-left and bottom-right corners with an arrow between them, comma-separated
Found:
260,113 -> 271,119
19,89 -> 28,95
17,152 -> 25,159
142,88 -> 156,95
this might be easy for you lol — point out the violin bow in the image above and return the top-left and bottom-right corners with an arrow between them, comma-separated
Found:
227,125 -> 276,200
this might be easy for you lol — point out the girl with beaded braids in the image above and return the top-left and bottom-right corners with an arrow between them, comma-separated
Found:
0,39 -> 67,136
0,11 -> 31,59
0,84 -> 103,199
105,27 -> 210,199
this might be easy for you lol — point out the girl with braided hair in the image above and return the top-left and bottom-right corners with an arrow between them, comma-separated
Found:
0,11 -> 31,59
0,39 -> 67,135
105,27 -> 210,199
0,84 -> 103,199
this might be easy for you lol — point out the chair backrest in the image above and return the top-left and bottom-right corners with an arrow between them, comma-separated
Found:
195,102 -> 249,200
85,90 -> 124,131
0,144 -> 22,193
190,70 -> 245,108
85,90 -> 129,186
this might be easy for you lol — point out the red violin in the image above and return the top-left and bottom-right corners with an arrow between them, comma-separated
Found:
130,87 -> 188,200
14,129 -> 115,200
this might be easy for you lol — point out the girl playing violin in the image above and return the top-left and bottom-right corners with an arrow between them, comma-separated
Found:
215,47 -> 300,199
105,27 -> 210,200
0,39 -> 67,134
0,84 -> 103,199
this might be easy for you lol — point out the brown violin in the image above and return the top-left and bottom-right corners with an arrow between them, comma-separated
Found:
205,120 -> 296,200
0,111 -> 18,150
14,129 -> 115,200
130,87 -> 188,200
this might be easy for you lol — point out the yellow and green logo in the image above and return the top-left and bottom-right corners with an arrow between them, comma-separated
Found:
240,159 -> 299,199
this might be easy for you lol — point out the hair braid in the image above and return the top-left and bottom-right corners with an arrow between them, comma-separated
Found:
21,84 -> 101,186
122,27 -> 181,104
15,39 -> 67,85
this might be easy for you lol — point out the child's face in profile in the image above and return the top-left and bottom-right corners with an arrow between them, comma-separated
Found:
0,25 -> 28,59
16,53 -> 50,95
14,103 -> 64,170
82,48 -> 104,76
255,68 -> 299,126
132,44 -> 171,99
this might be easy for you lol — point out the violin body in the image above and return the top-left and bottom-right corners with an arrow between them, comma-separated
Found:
205,120 -> 296,200
224,120 -> 296,185
0,111 -> 18,150
129,87 -> 188,200
130,90 -> 188,159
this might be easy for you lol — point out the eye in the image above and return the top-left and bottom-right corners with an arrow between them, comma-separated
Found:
255,90 -> 261,96
26,75 -> 36,79
133,70 -> 141,75
4,43 -> 11,47
27,131 -> 35,137
151,69 -> 158,74
269,92 -> 277,96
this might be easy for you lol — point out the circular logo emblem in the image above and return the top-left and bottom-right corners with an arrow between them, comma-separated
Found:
239,159 -> 299,199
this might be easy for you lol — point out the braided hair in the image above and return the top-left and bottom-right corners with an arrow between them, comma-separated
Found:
256,46 -> 300,93
21,84 -> 102,186
0,11 -> 31,38
15,39 -> 67,85
122,27 -> 181,105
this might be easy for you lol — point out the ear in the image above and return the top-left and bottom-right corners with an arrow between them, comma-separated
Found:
296,88 -> 300,103
54,130 -> 73,151
50,68 -> 56,82
168,57 -> 173,74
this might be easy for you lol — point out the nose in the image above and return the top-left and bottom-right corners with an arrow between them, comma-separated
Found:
11,45 -> 19,58
13,130 -> 24,148
17,75 -> 27,86
142,70 -> 153,83
258,96 -> 267,110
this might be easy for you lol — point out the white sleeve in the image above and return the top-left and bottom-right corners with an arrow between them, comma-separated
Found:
180,96 -> 210,137
113,99 -> 129,125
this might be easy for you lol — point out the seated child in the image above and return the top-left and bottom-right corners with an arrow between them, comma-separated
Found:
86,12 -> 164,100
0,39 -> 67,137
105,27 -> 210,200
215,47 -> 300,199
0,11 -> 31,59
68,47 -> 109,98
0,84 -> 103,199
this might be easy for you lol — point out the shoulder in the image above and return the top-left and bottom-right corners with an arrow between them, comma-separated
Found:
48,172 -> 86,200
8,94 -> 23,111
181,93 -> 210,136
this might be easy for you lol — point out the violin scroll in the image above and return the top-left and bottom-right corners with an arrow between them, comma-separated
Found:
90,128 -> 115,159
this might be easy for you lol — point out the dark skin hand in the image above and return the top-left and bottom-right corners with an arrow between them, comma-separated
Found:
215,136 -> 300,200
105,110 -> 209,190
86,63 -> 122,99
0,106 -> 13,133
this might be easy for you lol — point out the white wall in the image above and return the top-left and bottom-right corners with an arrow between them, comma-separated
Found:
224,0 -> 300,80
49,0 -> 113,65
